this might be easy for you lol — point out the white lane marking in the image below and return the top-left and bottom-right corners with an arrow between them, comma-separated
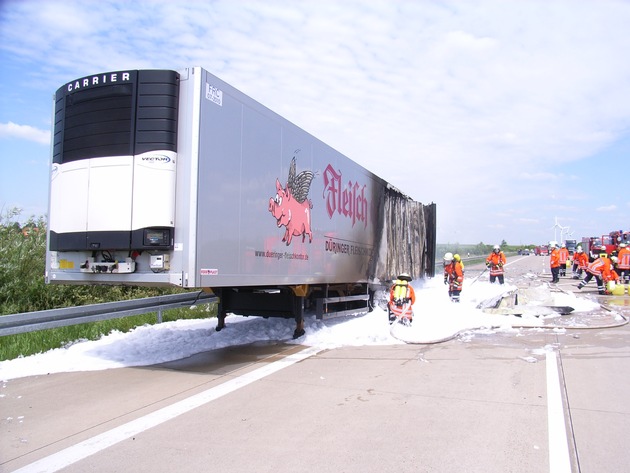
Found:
546,351 -> 572,472
13,345 -> 323,473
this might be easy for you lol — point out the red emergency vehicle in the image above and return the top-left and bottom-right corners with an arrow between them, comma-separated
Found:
534,245 -> 549,256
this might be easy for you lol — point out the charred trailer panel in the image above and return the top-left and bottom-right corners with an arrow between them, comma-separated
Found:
46,67 -> 436,332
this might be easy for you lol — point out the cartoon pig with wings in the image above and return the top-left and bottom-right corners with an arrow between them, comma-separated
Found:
268,157 -> 314,245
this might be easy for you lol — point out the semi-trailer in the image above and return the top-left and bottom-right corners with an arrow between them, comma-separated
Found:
46,67 -> 436,337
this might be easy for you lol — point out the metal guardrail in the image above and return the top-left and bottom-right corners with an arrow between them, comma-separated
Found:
433,255 -> 486,273
0,292 -> 217,337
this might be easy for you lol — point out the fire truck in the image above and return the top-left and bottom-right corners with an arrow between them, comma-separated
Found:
534,245 -> 549,256
581,230 -> 629,260
609,230 -> 630,247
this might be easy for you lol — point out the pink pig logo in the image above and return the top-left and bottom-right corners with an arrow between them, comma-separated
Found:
268,157 -> 314,245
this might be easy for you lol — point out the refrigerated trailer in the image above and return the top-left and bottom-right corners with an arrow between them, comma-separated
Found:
46,67 -> 436,337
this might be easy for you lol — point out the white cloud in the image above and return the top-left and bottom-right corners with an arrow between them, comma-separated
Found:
1,0 -> 630,243
0,122 -> 50,145
596,205 -> 617,212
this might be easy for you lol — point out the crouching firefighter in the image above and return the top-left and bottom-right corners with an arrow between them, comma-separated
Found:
577,252 -> 612,295
443,252 -> 464,302
388,273 -> 416,324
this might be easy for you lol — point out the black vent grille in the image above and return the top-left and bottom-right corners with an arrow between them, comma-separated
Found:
53,70 -> 179,164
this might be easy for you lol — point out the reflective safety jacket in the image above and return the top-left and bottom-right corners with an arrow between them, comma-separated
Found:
617,247 -> 630,270
586,256 -> 612,278
444,261 -> 464,290
550,248 -> 561,269
486,251 -> 506,276
574,252 -> 589,270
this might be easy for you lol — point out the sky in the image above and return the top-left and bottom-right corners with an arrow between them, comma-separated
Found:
0,275 -> 604,381
1,0 -> 630,245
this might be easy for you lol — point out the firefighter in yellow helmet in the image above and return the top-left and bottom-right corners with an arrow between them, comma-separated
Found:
388,273 -> 416,324
443,253 -> 464,302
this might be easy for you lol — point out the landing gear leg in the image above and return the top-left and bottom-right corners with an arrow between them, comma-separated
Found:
293,294 -> 305,339
216,289 -> 226,332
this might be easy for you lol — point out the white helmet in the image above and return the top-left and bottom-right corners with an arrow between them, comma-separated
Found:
576,246 -> 583,253
443,252 -> 453,263
620,243 -> 627,248
493,245 -> 500,252
549,241 -> 558,248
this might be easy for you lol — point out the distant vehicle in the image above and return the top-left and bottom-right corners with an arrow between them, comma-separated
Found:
564,239 -> 577,255
582,234 -> 617,260
534,245 -> 549,256
518,249 -> 531,256
581,231 -> 628,260
608,230 -> 630,250
582,236 -> 603,260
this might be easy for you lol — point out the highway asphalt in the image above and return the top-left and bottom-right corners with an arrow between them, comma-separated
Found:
1,255 -> 629,473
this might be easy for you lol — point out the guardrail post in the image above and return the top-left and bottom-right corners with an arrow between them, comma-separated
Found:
157,308 -> 163,324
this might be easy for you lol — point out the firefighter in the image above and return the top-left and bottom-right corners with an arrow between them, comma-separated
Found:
388,273 -> 416,324
558,243 -> 570,277
617,243 -> 630,284
572,246 -> 589,279
549,241 -> 561,283
577,252 -> 612,295
486,245 -> 507,284
443,252 -> 464,302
